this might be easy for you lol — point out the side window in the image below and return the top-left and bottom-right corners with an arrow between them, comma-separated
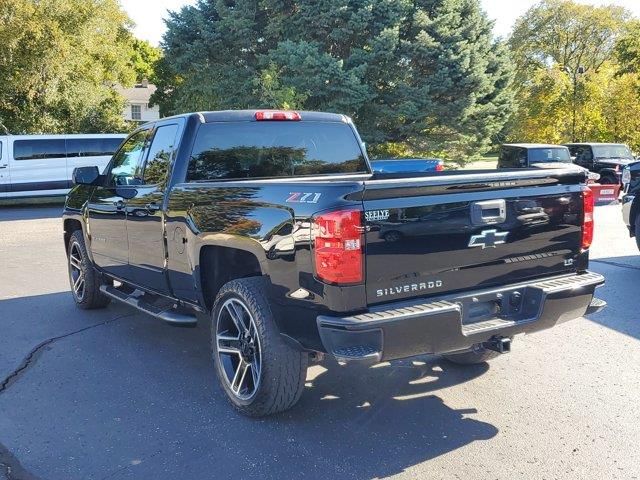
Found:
108,131 -> 148,186
66,138 -> 124,158
141,125 -> 179,186
517,148 -> 527,166
14,139 -> 66,160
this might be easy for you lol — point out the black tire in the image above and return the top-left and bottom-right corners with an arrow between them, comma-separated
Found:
67,230 -> 110,309
211,277 -> 308,417
635,213 -> 640,252
443,340 -> 512,365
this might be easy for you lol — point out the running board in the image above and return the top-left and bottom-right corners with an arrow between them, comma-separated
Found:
100,285 -> 197,327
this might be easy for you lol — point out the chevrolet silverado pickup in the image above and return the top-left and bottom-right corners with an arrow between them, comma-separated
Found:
63,110 -> 605,416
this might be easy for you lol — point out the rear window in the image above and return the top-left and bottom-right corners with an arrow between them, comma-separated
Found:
66,138 -> 123,158
528,148 -> 571,163
592,144 -> 633,159
187,121 -> 368,181
14,139 -> 66,160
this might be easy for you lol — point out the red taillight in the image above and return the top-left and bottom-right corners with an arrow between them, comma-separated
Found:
435,162 -> 444,172
312,209 -> 363,284
582,187 -> 594,251
255,110 -> 301,121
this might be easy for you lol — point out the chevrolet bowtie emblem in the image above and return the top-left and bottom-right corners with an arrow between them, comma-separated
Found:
468,229 -> 509,249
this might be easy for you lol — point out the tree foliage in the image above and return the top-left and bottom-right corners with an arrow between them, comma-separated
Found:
128,38 -> 162,84
510,0 -> 628,78
0,0 -> 137,134
507,0 -> 640,150
154,0 -> 515,162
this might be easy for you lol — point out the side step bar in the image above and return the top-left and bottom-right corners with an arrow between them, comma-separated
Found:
100,285 -> 197,327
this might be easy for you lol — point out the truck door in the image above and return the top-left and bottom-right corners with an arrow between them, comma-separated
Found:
87,129 -> 149,280
125,122 -> 181,293
0,137 -> 7,198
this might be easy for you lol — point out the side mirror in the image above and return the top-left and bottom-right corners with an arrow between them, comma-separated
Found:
72,166 -> 100,185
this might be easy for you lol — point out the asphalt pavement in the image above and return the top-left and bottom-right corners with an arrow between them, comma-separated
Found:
0,203 -> 638,480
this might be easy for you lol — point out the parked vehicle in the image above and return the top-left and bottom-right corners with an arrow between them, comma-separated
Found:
498,144 -> 575,169
63,110 -> 605,416
370,158 -> 444,173
564,143 -> 635,185
0,134 -> 126,199
621,161 -> 640,250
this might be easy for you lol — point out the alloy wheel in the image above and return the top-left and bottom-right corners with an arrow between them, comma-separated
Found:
216,298 -> 262,400
68,242 -> 86,302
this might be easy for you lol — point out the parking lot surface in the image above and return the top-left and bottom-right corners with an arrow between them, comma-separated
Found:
1,204 -> 639,480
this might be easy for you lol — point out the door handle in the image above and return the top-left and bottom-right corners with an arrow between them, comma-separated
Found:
114,200 -> 125,210
146,202 -> 160,213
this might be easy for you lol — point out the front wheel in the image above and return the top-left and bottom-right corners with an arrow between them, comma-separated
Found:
67,230 -> 110,309
211,277 -> 308,416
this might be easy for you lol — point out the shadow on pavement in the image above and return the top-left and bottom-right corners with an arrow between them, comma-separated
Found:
0,292 -> 498,480
0,205 -> 63,221
588,255 -> 640,340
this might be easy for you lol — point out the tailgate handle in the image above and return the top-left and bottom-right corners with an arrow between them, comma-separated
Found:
471,199 -> 506,225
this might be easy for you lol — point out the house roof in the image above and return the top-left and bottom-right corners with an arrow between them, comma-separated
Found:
114,83 -> 157,103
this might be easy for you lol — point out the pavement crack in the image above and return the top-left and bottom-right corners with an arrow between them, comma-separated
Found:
591,259 -> 640,271
0,313 -> 133,395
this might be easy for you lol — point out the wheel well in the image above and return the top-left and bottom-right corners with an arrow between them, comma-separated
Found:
199,246 -> 263,310
63,219 -> 83,252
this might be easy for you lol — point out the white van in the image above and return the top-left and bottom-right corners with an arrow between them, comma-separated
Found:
0,134 -> 127,199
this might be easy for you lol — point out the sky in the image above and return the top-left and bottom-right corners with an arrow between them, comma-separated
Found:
122,0 -> 640,45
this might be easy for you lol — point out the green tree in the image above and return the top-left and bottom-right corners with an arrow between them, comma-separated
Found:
508,0 -> 635,144
0,0 -> 136,134
615,20 -> 640,76
153,0 -> 515,163
128,38 -> 162,83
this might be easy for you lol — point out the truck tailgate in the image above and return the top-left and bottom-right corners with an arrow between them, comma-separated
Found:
362,170 -> 586,305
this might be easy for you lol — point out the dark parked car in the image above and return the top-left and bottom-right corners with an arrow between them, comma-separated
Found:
62,110 -> 605,416
565,143 -> 635,185
498,144 -> 575,169
621,161 -> 640,250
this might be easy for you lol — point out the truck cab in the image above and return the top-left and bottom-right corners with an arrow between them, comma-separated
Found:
498,144 -> 574,169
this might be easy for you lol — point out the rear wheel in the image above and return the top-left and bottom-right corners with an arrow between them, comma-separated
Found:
211,277 -> 308,416
67,230 -> 110,309
635,213 -> 640,252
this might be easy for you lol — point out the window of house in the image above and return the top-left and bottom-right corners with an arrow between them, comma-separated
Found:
131,104 -> 142,121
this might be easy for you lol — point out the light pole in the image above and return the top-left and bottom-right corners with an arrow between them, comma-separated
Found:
569,65 -> 585,142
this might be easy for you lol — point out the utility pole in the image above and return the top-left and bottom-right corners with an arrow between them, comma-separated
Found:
571,66 -> 585,142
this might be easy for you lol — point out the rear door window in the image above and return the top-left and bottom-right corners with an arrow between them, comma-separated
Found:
187,121 -> 367,181
14,139 -> 66,160
141,124 -> 179,186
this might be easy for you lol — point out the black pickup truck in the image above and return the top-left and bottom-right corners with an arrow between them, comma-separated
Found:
63,110 -> 605,416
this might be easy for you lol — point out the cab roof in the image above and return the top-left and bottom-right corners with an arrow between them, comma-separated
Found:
160,110 -> 350,124
502,143 -> 568,149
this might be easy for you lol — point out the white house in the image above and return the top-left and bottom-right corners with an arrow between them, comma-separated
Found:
115,80 -> 161,123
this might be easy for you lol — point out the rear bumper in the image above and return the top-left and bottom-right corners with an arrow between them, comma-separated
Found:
317,272 -> 605,363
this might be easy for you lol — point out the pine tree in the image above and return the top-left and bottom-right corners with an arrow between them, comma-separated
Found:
154,0 -> 515,162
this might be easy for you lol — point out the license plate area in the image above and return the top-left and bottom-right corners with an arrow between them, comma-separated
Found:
458,286 -> 544,326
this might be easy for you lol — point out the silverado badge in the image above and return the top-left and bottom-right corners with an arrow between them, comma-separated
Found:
468,229 -> 509,249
